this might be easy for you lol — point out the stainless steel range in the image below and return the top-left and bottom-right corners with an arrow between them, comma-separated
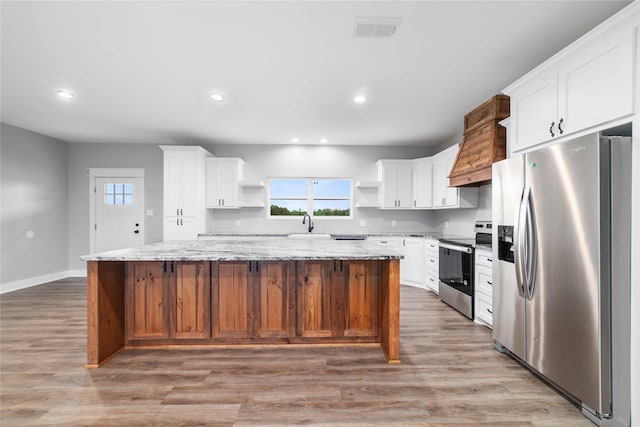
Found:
438,222 -> 491,319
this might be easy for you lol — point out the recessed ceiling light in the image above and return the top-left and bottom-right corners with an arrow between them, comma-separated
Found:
320,138 -> 328,144
56,89 -> 75,100
354,94 -> 366,104
291,137 -> 300,143
210,93 -> 224,102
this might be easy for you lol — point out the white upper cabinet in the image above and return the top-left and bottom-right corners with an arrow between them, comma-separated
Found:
506,7 -> 637,154
412,158 -> 432,209
160,145 -> 211,241
377,160 -> 414,209
558,24 -> 634,135
206,158 -> 244,208
509,70 -> 559,153
432,145 -> 478,209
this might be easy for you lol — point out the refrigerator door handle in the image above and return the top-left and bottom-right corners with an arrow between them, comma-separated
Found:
524,188 -> 538,299
514,187 -> 527,298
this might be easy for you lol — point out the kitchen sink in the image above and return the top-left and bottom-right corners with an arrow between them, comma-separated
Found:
287,233 -> 332,239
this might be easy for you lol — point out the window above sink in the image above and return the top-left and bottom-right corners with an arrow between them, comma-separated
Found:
269,178 -> 352,219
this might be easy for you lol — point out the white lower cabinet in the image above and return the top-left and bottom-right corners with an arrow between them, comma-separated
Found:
474,248 -> 493,328
425,239 -> 439,294
402,237 -> 425,289
368,236 -> 425,289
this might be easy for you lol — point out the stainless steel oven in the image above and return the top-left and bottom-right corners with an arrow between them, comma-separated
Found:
438,221 -> 492,319
439,239 -> 475,319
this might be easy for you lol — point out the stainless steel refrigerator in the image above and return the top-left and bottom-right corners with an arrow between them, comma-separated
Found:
492,132 -> 631,426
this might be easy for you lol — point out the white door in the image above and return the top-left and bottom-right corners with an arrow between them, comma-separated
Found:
95,177 -> 145,252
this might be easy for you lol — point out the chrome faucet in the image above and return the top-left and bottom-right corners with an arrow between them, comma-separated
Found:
302,213 -> 314,233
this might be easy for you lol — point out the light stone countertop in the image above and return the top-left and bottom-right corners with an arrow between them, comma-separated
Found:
80,238 -> 404,262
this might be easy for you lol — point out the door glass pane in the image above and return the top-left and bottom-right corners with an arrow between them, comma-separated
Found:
124,194 -> 133,205
124,183 -> 133,194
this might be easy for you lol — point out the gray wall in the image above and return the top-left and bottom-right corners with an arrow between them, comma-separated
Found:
201,144 -> 440,235
434,184 -> 492,237
0,123 -> 69,285
67,143 -> 164,271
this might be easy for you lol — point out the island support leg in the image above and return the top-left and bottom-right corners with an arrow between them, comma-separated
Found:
86,261 -> 125,368
380,259 -> 400,364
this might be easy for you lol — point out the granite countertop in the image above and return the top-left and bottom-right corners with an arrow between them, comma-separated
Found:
200,232 -> 444,239
80,238 -> 404,262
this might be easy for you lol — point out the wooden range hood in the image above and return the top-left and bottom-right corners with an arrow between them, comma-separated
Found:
449,94 -> 510,187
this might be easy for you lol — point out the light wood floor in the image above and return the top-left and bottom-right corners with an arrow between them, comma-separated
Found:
1,278 -> 591,426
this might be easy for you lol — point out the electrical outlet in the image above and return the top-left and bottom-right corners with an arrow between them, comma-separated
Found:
391,220 -> 396,227
146,209 -> 154,216
360,220 -> 366,227
445,221 -> 449,228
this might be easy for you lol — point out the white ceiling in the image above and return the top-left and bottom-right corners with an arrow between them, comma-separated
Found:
0,1 -> 632,147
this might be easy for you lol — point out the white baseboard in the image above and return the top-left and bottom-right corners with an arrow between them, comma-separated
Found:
1,270 -> 86,295
68,269 -> 87,278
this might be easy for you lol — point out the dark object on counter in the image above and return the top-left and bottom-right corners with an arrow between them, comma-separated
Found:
332,235 -> 367,240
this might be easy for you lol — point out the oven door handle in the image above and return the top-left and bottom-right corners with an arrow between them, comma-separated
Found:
438,242 -> 473,254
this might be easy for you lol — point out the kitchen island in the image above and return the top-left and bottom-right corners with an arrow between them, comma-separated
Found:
81,239 -> 401,367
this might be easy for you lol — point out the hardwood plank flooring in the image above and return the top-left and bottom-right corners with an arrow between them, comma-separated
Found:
1,278 -> 591,426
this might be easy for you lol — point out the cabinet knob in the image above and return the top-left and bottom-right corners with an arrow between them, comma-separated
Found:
487,258 -> 492,262
176,209 -> 179,216
549,121 -> 556,137
487,281 -> 493,285
558,118 -> 564,135
414,200 -> 416,207
487,308 -> 493,314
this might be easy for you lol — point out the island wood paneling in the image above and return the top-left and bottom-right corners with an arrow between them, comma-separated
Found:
344,261 -> 379,338
86,261 -> 125,367
256,261 -> 295,338
171,262 -> 211,339
297,261 -> 334,338
91,258 -> 400,365
125,262 -> 170,340
213,262 -> 251,338
379,259 -> 400,363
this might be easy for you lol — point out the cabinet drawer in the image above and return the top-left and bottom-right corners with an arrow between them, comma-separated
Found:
425,240 -> 439,254
425,272 -> 439,293
425,253 -> 438,273
475,267 -> 493,297
475,293 -> 493,327
475,250 -> 493,269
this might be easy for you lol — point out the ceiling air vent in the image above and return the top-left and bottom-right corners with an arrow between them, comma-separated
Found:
353,19 -> 400,38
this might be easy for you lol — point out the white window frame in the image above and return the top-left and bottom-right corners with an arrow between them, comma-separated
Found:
268,177 -> 353,219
